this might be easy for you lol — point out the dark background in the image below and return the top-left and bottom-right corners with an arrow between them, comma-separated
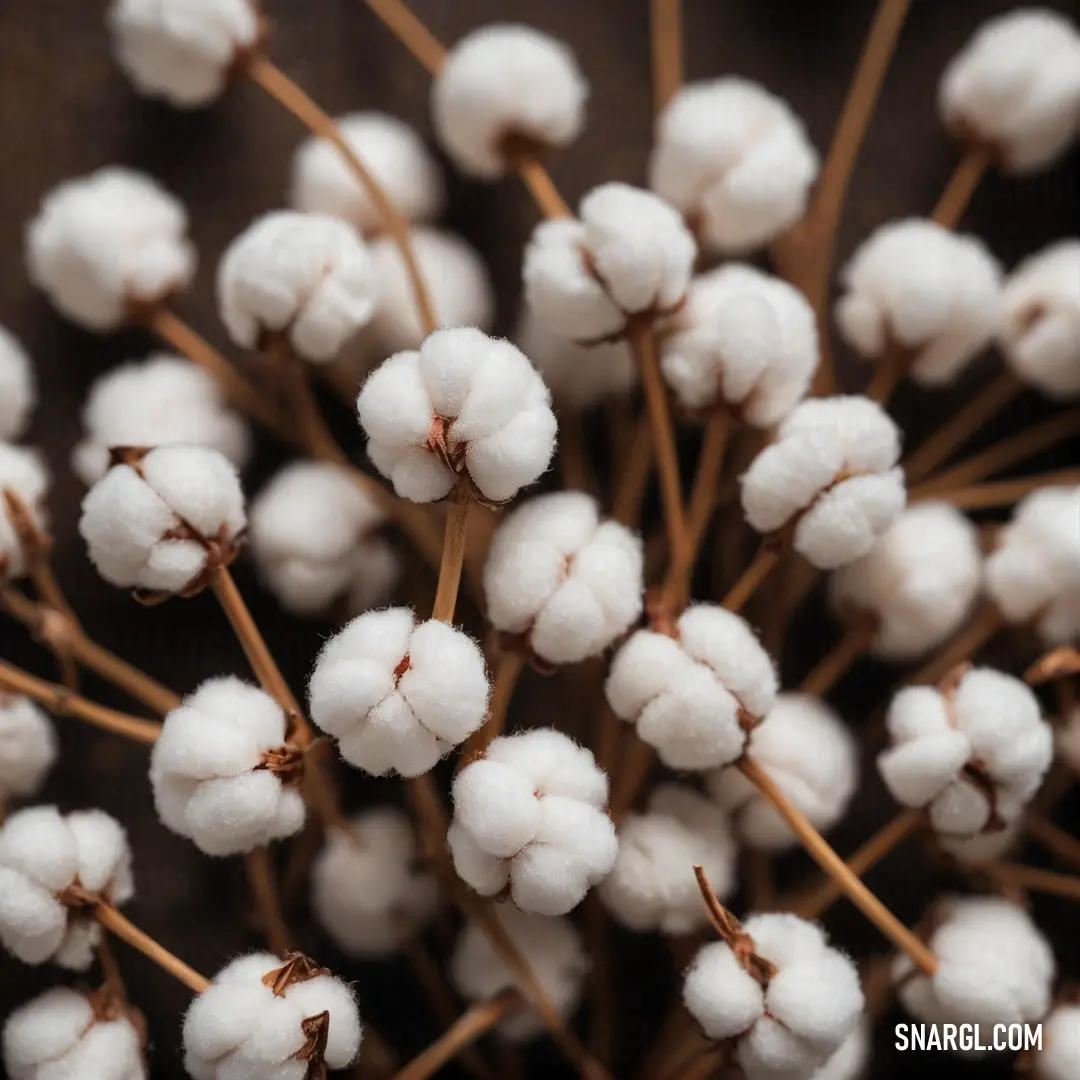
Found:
1,1 -> 1078,1078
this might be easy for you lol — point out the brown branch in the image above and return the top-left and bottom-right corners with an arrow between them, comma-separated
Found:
1024,647 -> 1080,687
460,649 -> 526,765
244,845 -> 294,957
798,616 -> 878,698
921,468 -> 1080,512
96,903 -> 210,994
906,602 -> 1004,687
361,0 -> 447,74
930,145 -> 992,229
611,413 -> 654,527
431,496 -> 472,624
1025,812 -> 1080,874
988,863 -> 1080,903
650,0 -> 684,115
721,543 -> 782,613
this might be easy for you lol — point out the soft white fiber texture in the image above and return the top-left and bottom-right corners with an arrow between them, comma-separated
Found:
0,697 -> 57,804
649,77 -> 819,255
357,326 -> 557,504
0,327 -> 35,441
660,263 -> 818,426
72,353 -> 251,485
605,603 -> 777,770
598,783 -> 736,935
740,395 -> 906,570
1000,240 -> 1080,398
683,912 -> 864,1080
483,491 -> 644,664
829,502 -> 983,661
78,444 -> 246,594
432,24 -> 588,178
939,9 -> 1080,174
1040,1004 -> 1080,1080
835,219 -> 1002,386
0,805 -> 134,969
249,461 -> 398,617
985,485 -> 1080,644
878,668 -> 1053,839
449,906 -> 588,1041
708,694 -> 859,851
26,167 -> 196,331
523,183 -> 697,343
150,676 -> 306,856
183,952 -> 362,1080
449,729 -> 617,916
308,607 -> 489,777
0,443 -> 51,580
810,1019 -> 871,1080
938,822 -> 1020,867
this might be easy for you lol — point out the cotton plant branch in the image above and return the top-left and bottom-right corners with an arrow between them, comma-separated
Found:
797,613 -> 879,698
920,467 -> 1080,512
1025,812 -> 1080,874
906,601 -> 1004,687
930,144 -> 994,230
986,863 -> 1080,903
650,0 -> 684,114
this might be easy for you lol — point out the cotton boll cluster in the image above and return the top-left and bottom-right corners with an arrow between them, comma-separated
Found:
599,784 -> 736,935
357,326 -> 557,505
709,694 -> 859,852
649,77 -> 819,255
0,443 -> 50,580
523,183 -> 696,343
308,607 -> 489,777
878,668 -> 1053,839
0,697 -> 57,804
0,806 -> 133,969
150,677 -> 306,856
811,1019 -> 871,1080
183,952 -> 362,1080
483,491 -> 644,665
26,168 -> 196,331
835,219 -> 1002,386
1040,1004 -> 1080,1080
741,396 -> 906,570
606,604 -> 777,770
829,503 -> 983,661
79,445 -> 246,596
0,327 -> 35,441
449,729 -> 617,916
432,24 -> 588,179
659,263 -> 818,426
939,9 -> 1080,174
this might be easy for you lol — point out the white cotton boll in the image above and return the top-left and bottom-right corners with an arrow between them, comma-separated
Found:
0,697 -> 57,804
649,77 -> 819,256
26,167 -> 196,331
939,9 -> 1080,174
938,821 -> 1020,867
599,783 -> 736,935
432,24 -> 588,179
483,491 -> 644,664
357,326 -> 557,505
523,183 -> 697,343
1000,240 -> 1080,398
985,485 -> 1080,644
829,502 -> 983,661
708,694 -> 858,852
1040,1004 -> 1080,1080
0,327 -> 35,441
835,219 -> 1003,386
660,263 -> 818,426
810,1018 -> 871,1080
449,906 -> 588,1041
311,807 -> 438,958
0,443 -> 50,581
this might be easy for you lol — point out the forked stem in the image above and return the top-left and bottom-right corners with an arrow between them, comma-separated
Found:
95,903 -> 210,994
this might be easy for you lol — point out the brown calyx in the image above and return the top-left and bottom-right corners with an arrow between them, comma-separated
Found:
258,744 -> 306,786
497,131 -> 552,170
297,1010 -> 331,1080
261,952 -> 332,997
714,905 -> 776,989
393,653 -> 412,683
423,421 -> 507,511
55,881 -> 102,909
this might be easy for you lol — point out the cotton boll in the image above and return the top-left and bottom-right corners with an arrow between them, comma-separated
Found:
810,1018 -> 871,1080
0,443 -> 50,581
1040,1004 -> 1080,1080
709,694 -> 858,852
649,77 -> 819,255
660,263 -> 818,426
432,24 -> 588,179
938,821 -> 1019,867
483,491 -> 644,665
0,697 -> 57,804
0,327 -> 35,441
26,167 -> 196,331
939,9 -> 1080,174
830,502 -> 983,661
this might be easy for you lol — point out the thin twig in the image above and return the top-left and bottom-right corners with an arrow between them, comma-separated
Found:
650,0 -> 683,114
431,497 -> 472,624
95,903 -> 210,994
798,616 -> 878,698
1025,813 -> 1080,874
921,468 -> 1080,512
361,0 -> 447,73
906,601 -> 1003,687
611,413 -> 654,527
722,543 -> 782,613
460,649 -> 526,764
988,863 -> 1080,903
244,846 -> 294,957
930,145 -> 992,229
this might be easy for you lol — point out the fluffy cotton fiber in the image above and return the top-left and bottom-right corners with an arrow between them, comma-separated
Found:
0,326 -> 35,441
0,696 -> 57,804
811,1018 -> 871,1080
1040,1004 -> 1080,1080
0,443 -> 50,580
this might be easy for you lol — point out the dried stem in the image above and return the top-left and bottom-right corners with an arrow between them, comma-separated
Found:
361,0 -> 447,73
721,543 -> 782,613
583,893 -> 616,1064
988,863 -> 1080,903
1025,813 -> 1080,873
864,342 -> 909,407
1024,646 -> 1080,687
559,408 -> 594,493
924,468 -> 1080,512
431,497 -> 472,624
907,602 -> 1003,687
244,846 -> 294,957
650,0 -> 683,114
798,616 -> 878,698
611,413 -> 654,526
610,731 -> 654,822
461,649 -> 526,763
516,156 -> 574,219
930,144 -> 992,229
95,903 -> 210,994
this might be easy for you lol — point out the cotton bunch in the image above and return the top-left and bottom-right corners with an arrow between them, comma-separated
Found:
150,677 -> 306,856
709,694 -> 858,851
0,806 -> 133,969
939,9 -> 1080,174
649,77 -> 819,255
357,326 -> 557,504
483,491 -> 644,665
0,443 -> 50,580
660,263 -> 818,426
1040,1004 -> 1080,1080
449,729 -> 617,916
311,807 -> 438,958
0,326 -> 35,441
835,219 -> 1002,386
740,396 -> 906,570
72,354 -> 250,485
599,784 -> 737,935
308,607 -> 489,777
683,912 -> 864,1080
829,502 -> 983,661
431,24 -> 588,178
523,183 -> 696,343
449,906 -> 588,1041
605,604 -> 777,770
79,445 -> 246,595
183,952 -> 362,1080
26,167 -> 196,331
985,485 -> 1080,644
878,668 -> 1053,839
249,461 -> 398,617
0,697 -> 57,804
